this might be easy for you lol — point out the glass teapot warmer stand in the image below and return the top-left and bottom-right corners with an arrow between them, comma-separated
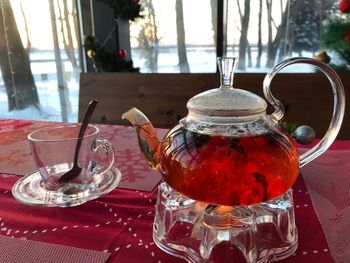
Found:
153,182 -> 297,263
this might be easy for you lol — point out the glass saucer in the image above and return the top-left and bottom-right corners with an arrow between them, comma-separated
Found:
12,167 -> 121,207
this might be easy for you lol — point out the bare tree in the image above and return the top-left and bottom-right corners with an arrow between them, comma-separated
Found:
175,0 -> 190,72
0,0 -> 39,111
256,0 -> 263,67
57,0 -> 78,74
210,0 -> 217,46
64,1 -> 78,69
237,0 -> 251,70
265,0 -> 273,67
49,0 -> 70,121
19,0 -> 31,54
277,0 -> 290,62
71,0 -> 82,71
137,0 -> 160,72
266,0 -> 289,67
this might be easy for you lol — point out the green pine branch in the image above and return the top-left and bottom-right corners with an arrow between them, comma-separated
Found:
322,16 -> 350,66
84,35 -> 139,72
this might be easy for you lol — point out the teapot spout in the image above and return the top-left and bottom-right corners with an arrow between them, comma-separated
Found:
122,107 -> 161,169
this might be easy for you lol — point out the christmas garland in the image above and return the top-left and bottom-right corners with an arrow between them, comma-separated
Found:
84,35 -> 139,72
84,0 -> 142,72
321,0 -> 350,70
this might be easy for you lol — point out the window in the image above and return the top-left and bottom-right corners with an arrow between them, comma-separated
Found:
0,0 -> 339,122
0,0 -> 80,122
129,0 -> 338,73
129,0 -> 217,73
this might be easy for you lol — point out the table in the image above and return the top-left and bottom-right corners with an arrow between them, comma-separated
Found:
0,118 -> 346,262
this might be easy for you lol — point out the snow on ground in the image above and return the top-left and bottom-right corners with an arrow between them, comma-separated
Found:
0,51 -> 79,123
0,78 -> 79,123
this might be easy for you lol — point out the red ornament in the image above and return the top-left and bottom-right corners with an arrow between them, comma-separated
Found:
346,34 -> 350,42
344,29 -> 350,43
118,49 -> 127,57
339,0 -> 350,13
133,0 -> 140,3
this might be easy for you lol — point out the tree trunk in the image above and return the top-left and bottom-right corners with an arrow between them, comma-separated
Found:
277,0 -> 289,62
247,42 -> 252,68
267,2 -> 289,67
175,0 -> 190,72
265,0 -> 273,67
71,0 -> 83,74
148,0 -> 159,72
210,0 -> 217,46
49,0 -> 70,121
0,0 -> 39,111
19,0 -> 31,54
256,0 -> 263,67
238,0 -> 250,70
57,0 -> 78,81
62,1 -> 78,69
136,0 -> 159,72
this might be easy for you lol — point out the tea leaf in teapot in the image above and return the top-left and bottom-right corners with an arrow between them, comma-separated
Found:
265,134 -> 276,145
165,128 -> 209,161
230,138 -> 245,156
252,172 -> 268,202
192,132 -> 211,149
139,138 -> 156,167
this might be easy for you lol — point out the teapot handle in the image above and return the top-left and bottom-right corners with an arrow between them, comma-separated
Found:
263,57 -> 345,167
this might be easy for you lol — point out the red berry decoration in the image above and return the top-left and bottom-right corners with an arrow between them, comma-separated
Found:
118,49 -> 127,57
133,0 -> 140,3
339,0 -> 350,13
344,29 -> 350,43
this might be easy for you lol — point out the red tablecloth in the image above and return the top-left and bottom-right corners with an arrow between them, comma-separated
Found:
0,119 -> 341,262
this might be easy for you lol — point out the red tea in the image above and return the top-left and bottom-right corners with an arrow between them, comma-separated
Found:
138,124 -> 299,206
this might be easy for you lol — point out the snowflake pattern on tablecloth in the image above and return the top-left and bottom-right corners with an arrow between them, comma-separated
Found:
116,149 -> 148,183
113,126 -> 137,140
99,125 -> 125,142
0,149 -> 32,166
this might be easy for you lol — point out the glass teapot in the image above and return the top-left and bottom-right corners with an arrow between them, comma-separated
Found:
122,57 -> 345,206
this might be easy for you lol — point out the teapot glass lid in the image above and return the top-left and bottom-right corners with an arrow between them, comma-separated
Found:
187,57 -> 267,118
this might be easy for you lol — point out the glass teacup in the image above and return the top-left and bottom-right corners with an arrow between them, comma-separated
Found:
12,124 -> 120,207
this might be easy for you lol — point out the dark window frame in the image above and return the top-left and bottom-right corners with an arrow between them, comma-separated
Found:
77,0 -> 228,73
